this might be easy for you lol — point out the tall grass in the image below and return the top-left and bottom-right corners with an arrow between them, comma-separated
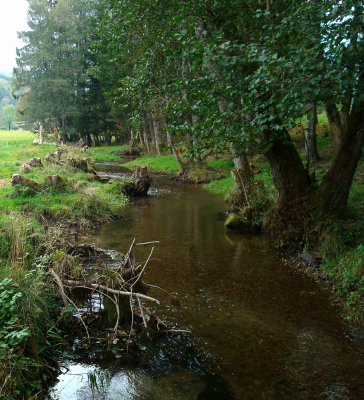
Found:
0,213 -> 62,399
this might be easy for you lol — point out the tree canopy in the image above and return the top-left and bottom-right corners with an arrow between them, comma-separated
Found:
13,0 -> 364,217
13,0 -> 117,144
2,104 -> 16,130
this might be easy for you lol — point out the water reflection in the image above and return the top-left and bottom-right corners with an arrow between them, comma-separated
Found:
51,174 -> 364,399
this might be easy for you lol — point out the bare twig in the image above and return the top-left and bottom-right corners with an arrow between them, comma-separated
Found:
137,297 -> 147,328
116,238 -> 136,273
50,268 -> 69,307
52,281 -> 90,346
130,247 -> 154,289
128,287 -> 134,352
135,241 -> 160,246
62,281 -> 160,304
113,293 -> 120,337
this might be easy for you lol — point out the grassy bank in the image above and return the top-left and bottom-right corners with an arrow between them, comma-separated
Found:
88,145 -> 128,162
0,131 -> 129,399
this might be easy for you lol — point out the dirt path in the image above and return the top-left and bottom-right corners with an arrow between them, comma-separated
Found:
0,179 -> 9,188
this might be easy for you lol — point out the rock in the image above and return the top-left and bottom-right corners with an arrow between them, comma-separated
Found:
44,175 -> 66,187
57,146 -> 67,153
224,209 -> 261,232
299,253 -> 320,269
11,174 -> 40,191
67,157 -> 89,172
20,157 -> 44,173
45,152 -> 61,165
20,163 -> 32,173
27,157 -> 43,167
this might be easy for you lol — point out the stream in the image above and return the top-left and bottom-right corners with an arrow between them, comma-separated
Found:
49,162 -> 364,400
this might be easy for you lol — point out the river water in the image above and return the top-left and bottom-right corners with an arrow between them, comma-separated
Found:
49,163 -> 364,400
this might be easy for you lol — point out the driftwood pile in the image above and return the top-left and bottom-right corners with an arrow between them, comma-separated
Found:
49,239 -> 178,344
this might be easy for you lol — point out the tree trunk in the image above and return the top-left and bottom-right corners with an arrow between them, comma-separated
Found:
148,117 -> 156,149
138,125 -> 145,148
104,131 -> 111,146
264,130 -> 310,209
163,119 -> 173,155
313,100 -> 364,217
143,123 -> 151,154
164,118 -> 185,169
152,117 -> 163,154
85,133 -> 92,147
305,102 -> 319,167
129,130 -> 139,153
93,134 -> 100,147
229,143 -> 253,181
191,114 -> 202,162
324,102 -> 344,154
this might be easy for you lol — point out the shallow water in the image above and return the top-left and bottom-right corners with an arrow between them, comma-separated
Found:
50,166 -> 364,400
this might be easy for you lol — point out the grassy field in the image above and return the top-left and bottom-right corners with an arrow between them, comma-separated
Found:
0,131 -> 57,178
88,145 -> 128,162
0,131 -> 128,223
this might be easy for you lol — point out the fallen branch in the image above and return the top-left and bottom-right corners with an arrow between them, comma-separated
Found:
62,280 -> 160,304
135,241 -> 160,246
50,268 -> 69,307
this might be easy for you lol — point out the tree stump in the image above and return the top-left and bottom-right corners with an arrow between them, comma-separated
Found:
121,166 -> 151,195
11,174 -> 40,191
44,175 -> 66,187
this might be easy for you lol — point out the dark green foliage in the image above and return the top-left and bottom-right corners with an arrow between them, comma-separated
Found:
13,0 -> 116,143
101,0 -> 364,216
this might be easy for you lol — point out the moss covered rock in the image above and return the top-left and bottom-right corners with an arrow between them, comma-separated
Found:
44,175 -> 67,187
224,207 -> 260,232
11,174 -> 40,191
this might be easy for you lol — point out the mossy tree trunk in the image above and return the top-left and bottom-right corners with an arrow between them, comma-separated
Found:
264,129 -> 310,209
313,99 -> 364,217
324,101 -> 346,154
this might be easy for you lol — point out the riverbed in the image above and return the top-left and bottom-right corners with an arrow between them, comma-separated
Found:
49,164 -> 364,400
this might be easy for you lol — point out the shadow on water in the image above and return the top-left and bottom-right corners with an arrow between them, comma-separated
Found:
50,167 -> 364,400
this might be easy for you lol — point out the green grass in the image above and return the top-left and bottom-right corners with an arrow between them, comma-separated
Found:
0,130 -> 57,178
125,155 -> 235,176
125,154 -> 180,173
0,132 -> 128,225
317,114 -> 328,124
88,145 -> 127,162
207,158 -> 234,170
0,133 -> 133,398
204,176 -> 234,195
